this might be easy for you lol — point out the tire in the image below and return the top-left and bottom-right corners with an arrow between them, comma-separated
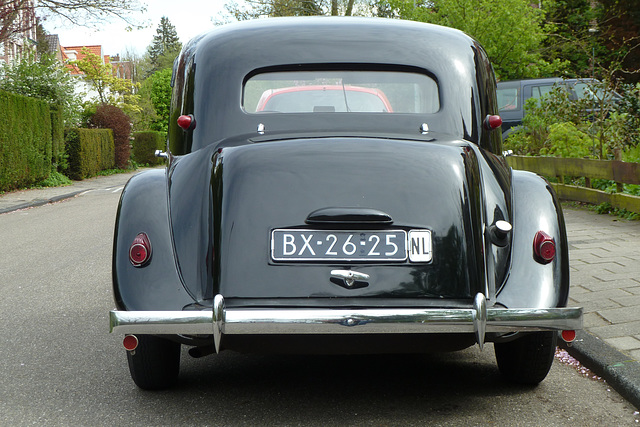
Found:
126,335 -> 181,390
494,331 -> 557,385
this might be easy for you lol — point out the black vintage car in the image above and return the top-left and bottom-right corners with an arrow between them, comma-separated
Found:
109,17 -> 582,390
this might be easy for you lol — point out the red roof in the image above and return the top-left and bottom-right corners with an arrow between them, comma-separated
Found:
61,45 -> 104,75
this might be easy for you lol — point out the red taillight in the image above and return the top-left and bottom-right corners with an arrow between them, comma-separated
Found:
129,232 -> 152,267
484,114 -> 502,130
177,114 -> 195,130
123,334 -> 138,351
561,330 -> 576,343
533,230 -> 556,264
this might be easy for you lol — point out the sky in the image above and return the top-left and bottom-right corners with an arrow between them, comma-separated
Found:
42,1 -> 232,57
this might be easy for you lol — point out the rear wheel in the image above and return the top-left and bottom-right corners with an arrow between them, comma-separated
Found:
494,331 -> 557,385
126,335 -> 181,390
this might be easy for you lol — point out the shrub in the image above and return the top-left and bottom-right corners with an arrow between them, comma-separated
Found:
50,106 -> 66,172
65,128 -> 115,180
132,131 -> 166,165
0,90 -> 52,192
539,122 -> 595,158
91,104 -> 132,169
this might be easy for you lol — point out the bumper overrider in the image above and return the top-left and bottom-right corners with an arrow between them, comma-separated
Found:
110,293 -> 583,352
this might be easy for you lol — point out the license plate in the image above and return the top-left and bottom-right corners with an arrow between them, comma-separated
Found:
271,229 -> 432,262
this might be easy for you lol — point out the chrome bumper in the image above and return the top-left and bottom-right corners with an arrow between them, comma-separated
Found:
110,293 -> 583,352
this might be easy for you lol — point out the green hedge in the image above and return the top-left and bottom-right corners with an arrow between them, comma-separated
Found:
0,90 -> 53,192
132,131 -> 166,165
65,128 -> 115,180
50,106 -> 65,169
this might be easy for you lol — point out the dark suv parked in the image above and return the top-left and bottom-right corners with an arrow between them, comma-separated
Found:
497,77 -> 618,138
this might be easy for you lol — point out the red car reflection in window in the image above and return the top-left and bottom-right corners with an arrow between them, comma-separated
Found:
255,85 -> 393,113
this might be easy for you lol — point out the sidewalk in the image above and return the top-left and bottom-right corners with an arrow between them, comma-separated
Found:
1,178 -> 639,408
562,205 -> 640,409
0,170 -> 144,214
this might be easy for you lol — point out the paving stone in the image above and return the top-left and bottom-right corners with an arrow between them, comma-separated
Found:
582,312 -> 610,328
611,295 -> 640,307
579,299 -> 622,313
630,349 -> 640,361
589,321 -> 640,339
605,336 -> 640,351
581,279 -> 640,292
598,306 -> 640,324
568,285 -> 590,295
571,288 -> 632,303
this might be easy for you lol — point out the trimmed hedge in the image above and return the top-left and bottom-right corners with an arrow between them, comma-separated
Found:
65,128 -> 115,180
50,106 -> 65,169
0,90 -> 52,192
132,131 -> 166,165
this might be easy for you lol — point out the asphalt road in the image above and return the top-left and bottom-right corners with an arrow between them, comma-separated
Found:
1,183 -> 639,426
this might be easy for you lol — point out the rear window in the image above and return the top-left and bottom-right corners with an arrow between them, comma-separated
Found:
243,70 -> 439,114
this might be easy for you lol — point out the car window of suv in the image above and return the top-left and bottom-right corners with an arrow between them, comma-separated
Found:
497,83 -> 521,111
530,85 -> 555,99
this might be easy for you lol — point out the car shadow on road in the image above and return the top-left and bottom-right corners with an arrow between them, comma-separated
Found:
146,346 -> 540,424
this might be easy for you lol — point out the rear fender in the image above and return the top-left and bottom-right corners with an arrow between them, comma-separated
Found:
496,170 -> 569,309
112,169 -> 195,311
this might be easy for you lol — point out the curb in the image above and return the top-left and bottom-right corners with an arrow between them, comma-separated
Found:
0,190 -> 85,215
561,330 -> 640,410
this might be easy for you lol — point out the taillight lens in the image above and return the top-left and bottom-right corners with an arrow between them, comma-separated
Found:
533,230 -> 556,264
177,114 -> 195,130
483,114 -> 502,130
129,232 -> 152,267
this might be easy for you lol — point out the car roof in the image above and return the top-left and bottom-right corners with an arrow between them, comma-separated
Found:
497,77 -> 597,87
169,17 -> 501,154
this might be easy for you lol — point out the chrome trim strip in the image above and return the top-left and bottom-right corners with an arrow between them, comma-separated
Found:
109,294 -> 583,352
109,310 -> 213,334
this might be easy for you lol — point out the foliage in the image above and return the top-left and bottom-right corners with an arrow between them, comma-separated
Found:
539,122 -> 594,158
540,0 -> 599,78
375,0 -> 566,80
223,0 -> 362,20
132,131 -> 166,165
65,128 -> 115,180
148,68 -> 173,132
90,104 -> 132,169
591,202 -> 640,220
50,106 -> 66,172
146,17 -> 182,76
73,48 -> 141,115
598,0 -> 640,85
2,1 -> 144,48
0,53 -> 81,125
0,90 -> 53,192
504,80 -> 640,160
35,170 -> 72,188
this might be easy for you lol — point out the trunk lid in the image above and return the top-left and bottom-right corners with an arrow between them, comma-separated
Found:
215,136 -> 485,301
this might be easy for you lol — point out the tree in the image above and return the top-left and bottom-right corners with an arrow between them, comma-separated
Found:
91,104 -> 132,169
146,17 -> 182,76
148,68 -> 173,132
2,0 -> 145,45
0,52 -> 80,124
223,0 -> 362,20
598,0 -> 640,84
377,0 -> 565,80
74,48 -> 140,115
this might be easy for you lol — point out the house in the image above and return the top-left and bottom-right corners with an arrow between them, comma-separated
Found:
0,0 -> 37,64
57,44 -> 110,102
